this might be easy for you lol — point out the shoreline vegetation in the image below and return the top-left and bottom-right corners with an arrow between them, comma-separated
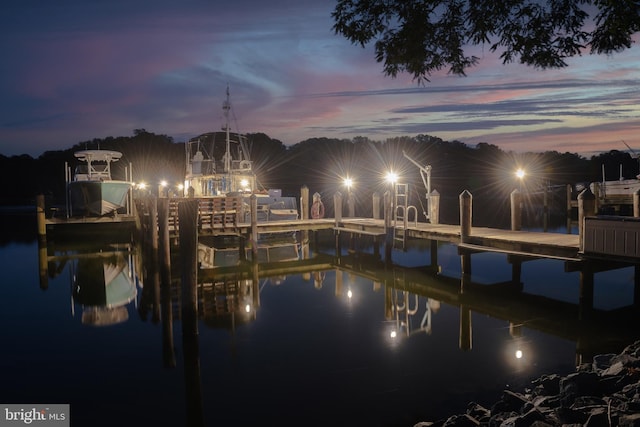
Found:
2,130 -> 639,218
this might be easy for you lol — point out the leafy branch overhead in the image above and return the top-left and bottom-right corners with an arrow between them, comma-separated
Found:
332,0 -> 640,83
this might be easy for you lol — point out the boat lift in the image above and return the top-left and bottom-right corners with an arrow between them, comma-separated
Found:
402,151 -> 432,222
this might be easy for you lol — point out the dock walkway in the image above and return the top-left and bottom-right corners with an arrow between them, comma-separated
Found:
192,216 -> 581,262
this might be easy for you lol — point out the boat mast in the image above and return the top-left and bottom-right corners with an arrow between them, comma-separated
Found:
223,85 -> 231,174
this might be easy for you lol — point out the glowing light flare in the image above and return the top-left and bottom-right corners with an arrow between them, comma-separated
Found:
245,304 -> 251,313
347,289 -> 353,299
515,168 -> 526,180
385,171 -> 398,185
160,180 -> 168,187
515,349 -> 523,359
343,177 -> 353,189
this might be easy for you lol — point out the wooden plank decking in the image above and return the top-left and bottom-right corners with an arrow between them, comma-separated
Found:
202,216 -> 582,262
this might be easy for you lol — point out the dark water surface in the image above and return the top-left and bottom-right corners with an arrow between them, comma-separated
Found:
1,211 -> 638,427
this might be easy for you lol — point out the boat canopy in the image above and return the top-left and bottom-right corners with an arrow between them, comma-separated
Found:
74,150 -> 123,163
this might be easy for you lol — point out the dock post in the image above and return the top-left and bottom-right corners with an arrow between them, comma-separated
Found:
334,191 -> 343,256
510,189 -> 522,231
177,199 -> 204,426
634,189 -> 640,218
543,186 -> 549,232
149,198 -> 161,323
36,194 -> 47,245
158,198 -> 176,368
372,192 -> 381,219
300,186 -> 310,258
566,184 -> 573,233
334,191 -> 343,225
179,200 -> 199,328
346,190 -> 355,217
459,190 -> 472,242
509,255 -> 522,285
459,190 -> 472,277
577,188 -> 596,252
301,185 -> 309,220
252,260 -> 260,310
429,190 -> 440,224
250,194 -> 258,261
36,195 -> 49,289
383,190 -> 393,263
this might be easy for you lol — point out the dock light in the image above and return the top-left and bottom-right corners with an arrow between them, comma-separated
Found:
515,349 -> 523,359
385,171 -> 398,184
245,303 -> 251,313
240,179 -> 250,191
347,289 -> 353,299
177,183 -> 184,191
160,180 -> 168,187
515,168 -> 526,180
344,177 -> 353,189
137,182 -> 147,190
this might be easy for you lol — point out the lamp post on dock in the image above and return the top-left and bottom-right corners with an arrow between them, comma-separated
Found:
515,168 -> 526,229
344,177 -> 355,217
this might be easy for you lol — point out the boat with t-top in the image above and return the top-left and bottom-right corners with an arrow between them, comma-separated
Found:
183,86 -> 298,222
67,149 -> 133,217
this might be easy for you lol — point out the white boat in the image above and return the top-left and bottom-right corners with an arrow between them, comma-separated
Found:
589,164 -> 640,199
183,86 -> 298,222
588,142 -> 640,200
68,149 -> 133,216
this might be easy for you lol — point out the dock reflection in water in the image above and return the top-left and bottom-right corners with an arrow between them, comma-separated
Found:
11,227 -> 640,426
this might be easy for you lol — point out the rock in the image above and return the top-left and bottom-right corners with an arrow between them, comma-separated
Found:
413,339 -> 640,427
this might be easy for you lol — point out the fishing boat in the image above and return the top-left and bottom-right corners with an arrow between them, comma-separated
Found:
183,86 -> 298,222
67,149 -> 133,216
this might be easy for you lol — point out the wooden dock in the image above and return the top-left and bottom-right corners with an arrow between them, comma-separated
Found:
38,187 -> 640,270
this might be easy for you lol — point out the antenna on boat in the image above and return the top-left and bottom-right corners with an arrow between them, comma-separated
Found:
623,140 -> 640,180
222,84 -> 231,174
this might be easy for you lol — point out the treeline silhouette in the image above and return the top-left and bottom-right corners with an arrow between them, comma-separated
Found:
2,129 -> 638,226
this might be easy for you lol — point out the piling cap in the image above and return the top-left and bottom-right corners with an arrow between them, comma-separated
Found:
313,192 -> 321,200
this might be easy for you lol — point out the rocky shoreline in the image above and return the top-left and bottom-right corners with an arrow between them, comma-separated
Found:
415,340 -> 640,427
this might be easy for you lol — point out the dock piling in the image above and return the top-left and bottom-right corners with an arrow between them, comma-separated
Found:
300,185 -> 309,220
578,188 -> 596,252
510,189 -> 522,231
459,190 -> 472,243
429,190 -> 440,224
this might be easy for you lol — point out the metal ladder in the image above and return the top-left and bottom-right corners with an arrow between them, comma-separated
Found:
393,183 -> 409,249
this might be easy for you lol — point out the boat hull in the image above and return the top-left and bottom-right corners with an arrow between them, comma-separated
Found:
590,179 -> 640,197
69,180 -> 132,216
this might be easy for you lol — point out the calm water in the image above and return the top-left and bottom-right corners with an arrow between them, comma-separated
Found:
1,211 -> 639,427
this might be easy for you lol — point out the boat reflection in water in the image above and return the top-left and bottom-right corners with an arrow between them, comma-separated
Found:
43,242 -> 140,327
71,249 -> 139,326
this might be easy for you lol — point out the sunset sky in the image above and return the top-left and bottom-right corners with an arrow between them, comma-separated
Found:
2,1 -> 639,158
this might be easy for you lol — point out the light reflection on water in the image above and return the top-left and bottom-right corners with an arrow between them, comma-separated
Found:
1,218 -> 638,427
